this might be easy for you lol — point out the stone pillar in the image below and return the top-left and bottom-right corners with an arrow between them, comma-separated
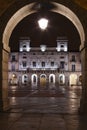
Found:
79,44 -> 87,114
0,44 -> 10,111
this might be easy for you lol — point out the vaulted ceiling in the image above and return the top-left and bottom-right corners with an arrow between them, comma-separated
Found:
0,0 -> 87,51
0,0 -> 87,16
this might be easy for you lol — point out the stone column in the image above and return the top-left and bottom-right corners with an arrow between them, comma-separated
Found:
79,43 -> 87,114
0,44 -> 10,111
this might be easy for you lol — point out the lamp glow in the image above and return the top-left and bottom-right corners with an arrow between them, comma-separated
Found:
40,45 -> 46,52
38,18 -> 48,30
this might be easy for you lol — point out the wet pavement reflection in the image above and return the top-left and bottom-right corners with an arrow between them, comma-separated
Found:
1,85 -> 87,130
9,85 -> 82,114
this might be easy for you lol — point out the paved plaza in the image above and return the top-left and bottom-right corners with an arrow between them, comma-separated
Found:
0,86 -> 87,130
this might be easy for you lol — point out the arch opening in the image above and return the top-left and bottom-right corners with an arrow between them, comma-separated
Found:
59,74 -> 65,85
22,74 -> 28,84
31,74 -> 38,88
2,2 -> 85,51
40,74 -> 47,86
1,1 -> 85,111
49,74 -> 55,84
70,74 -> 78,86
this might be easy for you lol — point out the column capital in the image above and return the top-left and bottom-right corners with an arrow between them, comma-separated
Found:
3,44 -> 10,53
80,41 -> 87,52
0,42 -> 10,53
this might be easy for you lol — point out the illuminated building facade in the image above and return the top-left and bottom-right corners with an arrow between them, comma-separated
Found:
8,37 -> 82,89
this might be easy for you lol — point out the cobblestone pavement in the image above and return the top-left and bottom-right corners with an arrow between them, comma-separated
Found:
0,113 -> 87,130
9,86 -> 82,114
0,86 -> 87,130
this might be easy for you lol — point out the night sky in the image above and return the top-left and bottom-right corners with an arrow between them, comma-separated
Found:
9,11 -> 81,52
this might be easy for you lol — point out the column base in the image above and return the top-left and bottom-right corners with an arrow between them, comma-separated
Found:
78,98 -> 87,115
0,98 -> 10,112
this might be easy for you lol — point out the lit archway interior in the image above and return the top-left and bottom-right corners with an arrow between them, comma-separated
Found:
31,74 -> 38,86
22,74 -> 28,84
70,74 -> 77,85
49,74 -> 55,83
40,74 -> 47,86
59,74 -> 65,84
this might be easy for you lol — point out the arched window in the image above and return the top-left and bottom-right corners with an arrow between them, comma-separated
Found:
40,74 -> 47,86
70,74 -> 77,85
22,74 -> 28,84
33,76 -> 36,83
31,74 -> 38,86
59,74 -> 65,84
50,76 -> 53,83
49,74 -> 55,84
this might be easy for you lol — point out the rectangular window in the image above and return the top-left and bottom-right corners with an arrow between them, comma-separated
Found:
33,53 -> 36,55
42,62 -> 45,67
72,64 -> 75,71
22,61 -> 27,67
72,55 -> 75,62
51,62 -> 54,66
12,55 -> 16,61
60,61 -> 65,69
33,62 -> 36,67
23,56 -> 27,59
60,56 -> 64,59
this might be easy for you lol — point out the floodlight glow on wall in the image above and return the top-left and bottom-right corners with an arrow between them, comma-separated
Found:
38,18 -> 48,30
40,45 -> 46,52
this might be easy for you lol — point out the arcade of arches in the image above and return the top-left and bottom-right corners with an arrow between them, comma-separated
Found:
10,73 -> 81,88
0,0 -> 87,114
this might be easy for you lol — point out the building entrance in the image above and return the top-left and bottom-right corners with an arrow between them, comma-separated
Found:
40,74 -> 47,87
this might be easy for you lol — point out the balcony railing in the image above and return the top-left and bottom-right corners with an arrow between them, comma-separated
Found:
70,59 -> 76,62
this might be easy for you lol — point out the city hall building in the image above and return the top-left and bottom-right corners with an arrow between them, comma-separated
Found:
8,37 -> 82,89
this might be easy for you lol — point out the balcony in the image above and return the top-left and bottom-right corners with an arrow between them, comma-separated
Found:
70,59 -> 76,62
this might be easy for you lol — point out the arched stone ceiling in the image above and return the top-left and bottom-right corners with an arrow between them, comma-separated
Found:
0,0 -> 87,16
0,0 -> 86,52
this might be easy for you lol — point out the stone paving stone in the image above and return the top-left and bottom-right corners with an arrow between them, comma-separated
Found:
0,113 -> 87,130
0,87 -> 86,130
39,114 -> 66,130
10,97 -> 80,114
8,113 -> 42,130
11,123 -> 39,130
64,115 -> 79,130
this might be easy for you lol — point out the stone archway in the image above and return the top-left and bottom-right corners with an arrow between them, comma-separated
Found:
40,74 -> 47,87
9,73 -> 18,85
49,74 -> 55,84
22,74 -> 28,84
2,2 -> 85,49
31,74 -> 38,88
59,74 -> 65,85
70,74 -> 77,86
0,0 -> 86,112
